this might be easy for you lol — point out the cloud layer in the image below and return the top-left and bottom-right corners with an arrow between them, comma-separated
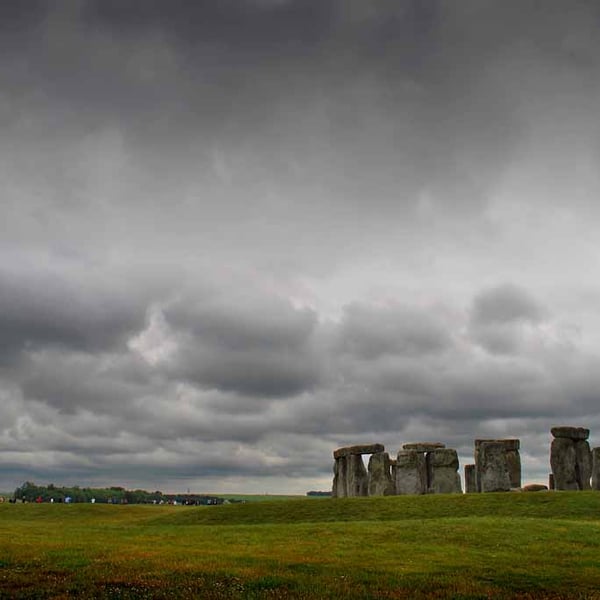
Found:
1,1 -> 600,493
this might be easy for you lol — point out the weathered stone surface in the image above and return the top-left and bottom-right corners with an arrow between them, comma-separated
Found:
396,450 -> 427,495
428,448 -> 459,468
474,439 -> 521,491
464,464 -> 477,493
347,454 -> 369,497
575,440 -> 592,490
427,449 -> 462,494
550,437 -> 578,490
334,444 -> 385,459
402,442 -> 445,452
550,427 -> 589,440
332,456 -> 348,497
332,458 -> 341,497
522,484 -> 549,492
505,449 -> 522,489
479,442 -> 511,492
592,448 -> 600,491
475,438 -> 520,451
549,473 -> 555,490
368,452 -> 396,496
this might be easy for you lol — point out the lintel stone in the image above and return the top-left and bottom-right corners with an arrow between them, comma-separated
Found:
402,442 -> 445,452
550,427 -> 589,440
334,443 -> 385,459
474,439 -> 520,451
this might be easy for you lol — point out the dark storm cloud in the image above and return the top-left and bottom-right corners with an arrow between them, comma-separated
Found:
469,284 -> 547,355
0,265 -> 152,362
471,284 -> 544,326
337,303 -> 452,359
163,294 -> 321,397
0,0 -> 538,220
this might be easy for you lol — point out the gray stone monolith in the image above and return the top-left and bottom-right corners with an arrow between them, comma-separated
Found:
474,439 -> 521,491
332,456 -> 341,497
427,449 -> 462,494
550,437 -> 578,490
550,427 -> 591,491
592,448 -> 600,491
464,464 -> 477,493
479,442 -> 511,492
575,440 -> 592,490
368,452 -> 396,496
396,449 -> 427,495
347,454 -> 369,497
332,455 -> 348,497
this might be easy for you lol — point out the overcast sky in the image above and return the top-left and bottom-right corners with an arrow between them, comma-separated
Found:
1,0 -> 600,494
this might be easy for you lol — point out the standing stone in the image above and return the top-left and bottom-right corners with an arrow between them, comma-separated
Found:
332,457 -> 340,497
592,448 -> 600,491
396,449 -> 427,495
427,449 -> 462,494
474,439 -> 521,491
479,442 -> 511,492
332,455 -> 348,497
389,459 -> 397,491
464,464 -> 477,493
347,454 -> 369,497
368,452 -> 396,496
505,449 -> 522,489
574,440 -> 592,490
549,473 -> 555,490
550,427 -> 591,491
550,437 -> 578,490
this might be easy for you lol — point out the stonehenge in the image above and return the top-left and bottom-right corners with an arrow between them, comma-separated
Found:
332,442 -> 461,497
332,426 -> 599,498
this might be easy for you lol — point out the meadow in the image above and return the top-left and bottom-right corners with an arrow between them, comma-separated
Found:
2,492 -> 600,598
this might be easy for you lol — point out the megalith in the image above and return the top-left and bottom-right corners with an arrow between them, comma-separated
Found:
332,444 -> 384,498
368,452 -> 396,496
464,464 -> 477,493
550,427 -> 591,490
474,439 -> 521,491
479,442 -> 511,492
427,449 -> 462,494
347,454 -> 369,497
402,442 -> 445,453
592,447 -> 600,491
395,449 -> 427,495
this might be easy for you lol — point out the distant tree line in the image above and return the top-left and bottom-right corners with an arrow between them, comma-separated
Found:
306,490 -> 332,497
12,481 -> 227,505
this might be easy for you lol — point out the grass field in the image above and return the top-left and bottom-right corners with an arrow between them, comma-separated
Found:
2,492 -> 600,599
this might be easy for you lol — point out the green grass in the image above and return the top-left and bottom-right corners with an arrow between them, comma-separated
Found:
2,493 -> 600,598
213,493 -> 307,503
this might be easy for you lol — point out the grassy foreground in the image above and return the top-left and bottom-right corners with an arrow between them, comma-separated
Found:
2,492 -> 600,599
